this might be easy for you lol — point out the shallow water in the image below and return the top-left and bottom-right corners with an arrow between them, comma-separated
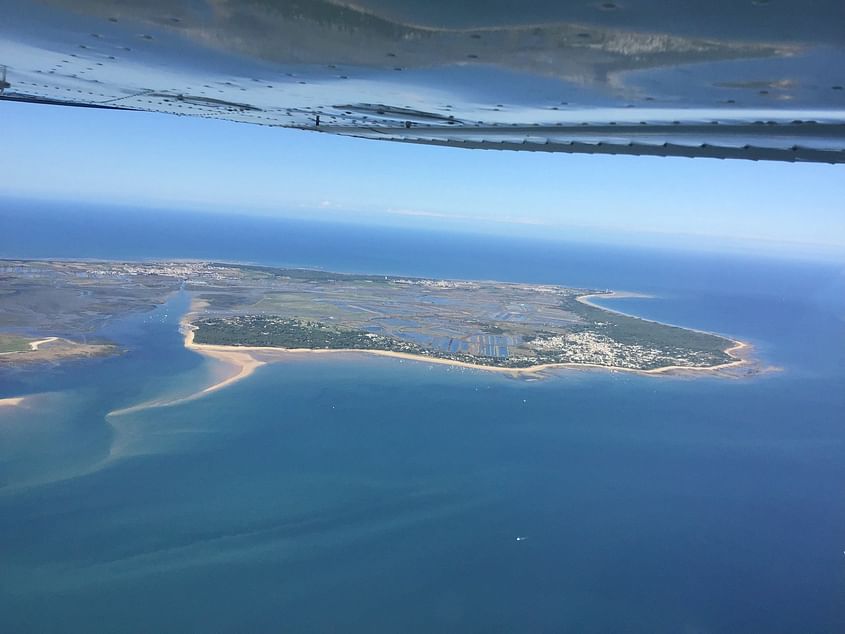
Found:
1,210 -> 843,633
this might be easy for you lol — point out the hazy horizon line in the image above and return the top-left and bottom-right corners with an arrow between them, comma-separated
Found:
2,192 -> 843,264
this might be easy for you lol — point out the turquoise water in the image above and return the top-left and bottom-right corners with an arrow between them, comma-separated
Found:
1,206 -> 844,632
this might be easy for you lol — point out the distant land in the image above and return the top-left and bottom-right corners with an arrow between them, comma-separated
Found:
0,260 -> 754,378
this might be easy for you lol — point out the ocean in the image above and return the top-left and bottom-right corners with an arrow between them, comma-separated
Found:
1,200 -> 844,632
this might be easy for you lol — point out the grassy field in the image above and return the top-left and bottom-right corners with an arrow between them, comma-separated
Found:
0,334 -> 33,353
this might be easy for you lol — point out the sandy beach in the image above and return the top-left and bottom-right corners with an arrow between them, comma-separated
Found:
185,328 -> 266,394
154,293 -> 754,403
577,291 -> 654,308
181,298 -> 268,395
75,302 -> 756,418
181,320 -> 752,396
107,328 -> 266,417
0,396 -> 25,408
576,292 -> 740,341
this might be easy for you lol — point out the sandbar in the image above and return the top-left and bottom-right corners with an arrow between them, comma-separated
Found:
182,298 -> 268,394
185,328 -> 266,395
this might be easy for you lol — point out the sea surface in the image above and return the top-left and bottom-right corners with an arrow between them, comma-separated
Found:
1,200 -> 844,633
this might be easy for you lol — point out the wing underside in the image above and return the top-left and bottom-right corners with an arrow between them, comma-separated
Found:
1,0 -> 844,163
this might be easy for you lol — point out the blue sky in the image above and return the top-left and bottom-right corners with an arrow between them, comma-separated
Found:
1,101 -> 843,257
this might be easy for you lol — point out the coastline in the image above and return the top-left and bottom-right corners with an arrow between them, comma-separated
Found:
0,396 -> 25,408
182,312 -> 752,396
576,291 -> 734,340
0,336 -> 117,364
577,291 -> 652,314
110,293 -> 755,414
186,330 -> 750,377
107,323 -> 265,417
185,330 -> 266,395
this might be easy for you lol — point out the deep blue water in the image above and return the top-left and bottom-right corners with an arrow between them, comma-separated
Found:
1,200 -> 844,633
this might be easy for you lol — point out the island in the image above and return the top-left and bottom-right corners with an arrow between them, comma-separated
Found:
0,259 -> 752,380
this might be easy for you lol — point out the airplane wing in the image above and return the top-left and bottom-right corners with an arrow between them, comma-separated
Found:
1,0 -> 843,163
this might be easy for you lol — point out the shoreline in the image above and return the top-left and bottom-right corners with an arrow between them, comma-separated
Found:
107,309 -> 264,417
577,292 -> 740,341
186,335 -> 266,396
182,314 -> 752,393
111,294 -> 754,413
0,396 -> 25,408
577,291 -> 653,315
106,347 -> 265,417
0,336 -> 59,357
187,331 -> 750,377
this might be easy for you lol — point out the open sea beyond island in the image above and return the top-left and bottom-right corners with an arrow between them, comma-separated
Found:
1,201 -> 844,633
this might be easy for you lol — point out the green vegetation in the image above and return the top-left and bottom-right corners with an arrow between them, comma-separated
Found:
191,316 -> 539,367
192,295 -> 739,371
0,334 -> 32,353
0,259 -> 745,373
193,316 -> 424,352
194,293 -> 251,309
